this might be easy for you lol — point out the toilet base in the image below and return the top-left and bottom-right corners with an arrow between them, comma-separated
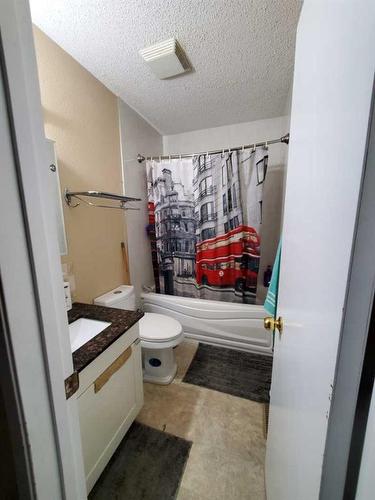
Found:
143,364 -> 177,385
142,346 -> 178,385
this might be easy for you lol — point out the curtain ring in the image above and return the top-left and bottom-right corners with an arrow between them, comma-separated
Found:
265,141 -> 268,149
159,155 -> 161,162
253,143 -> 256,152
242,145 -> 245,152
169,155 -> 171,163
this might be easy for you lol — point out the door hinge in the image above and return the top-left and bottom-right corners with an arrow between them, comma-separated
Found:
64,371 -> 79,399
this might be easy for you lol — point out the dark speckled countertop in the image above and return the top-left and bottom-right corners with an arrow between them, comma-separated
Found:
68,302 -> 143,373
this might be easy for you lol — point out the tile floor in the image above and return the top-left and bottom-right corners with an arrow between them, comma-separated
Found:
136,340 -> 267,500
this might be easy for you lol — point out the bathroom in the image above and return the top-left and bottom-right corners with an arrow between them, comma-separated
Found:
0,1 -> 374,500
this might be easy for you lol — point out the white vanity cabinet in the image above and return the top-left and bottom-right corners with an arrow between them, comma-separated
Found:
76,322 -> 143,493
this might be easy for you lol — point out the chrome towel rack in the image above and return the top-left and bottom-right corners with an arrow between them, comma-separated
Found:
64,189 -> 141,210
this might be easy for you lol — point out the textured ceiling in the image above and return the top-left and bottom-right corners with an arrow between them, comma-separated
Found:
30,0 -> 302,134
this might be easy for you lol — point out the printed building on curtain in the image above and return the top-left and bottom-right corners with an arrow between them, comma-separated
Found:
193,153 -> 243,241
147,148 -> 268,303
147,162 -> 196,295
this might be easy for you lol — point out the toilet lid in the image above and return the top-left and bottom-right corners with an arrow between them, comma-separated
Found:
139,313 -> 182,342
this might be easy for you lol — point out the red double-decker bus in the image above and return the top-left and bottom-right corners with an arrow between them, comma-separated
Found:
195,225 -> 260,292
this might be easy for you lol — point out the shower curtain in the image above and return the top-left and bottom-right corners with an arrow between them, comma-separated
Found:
146,147 -> 268,304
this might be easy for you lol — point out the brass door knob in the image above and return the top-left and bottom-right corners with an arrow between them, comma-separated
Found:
264,316 -> 283,333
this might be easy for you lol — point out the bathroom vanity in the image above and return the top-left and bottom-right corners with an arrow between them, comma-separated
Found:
68,303 -> 144,493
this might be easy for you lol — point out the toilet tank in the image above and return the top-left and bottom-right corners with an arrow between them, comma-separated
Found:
94,285 -> 136,311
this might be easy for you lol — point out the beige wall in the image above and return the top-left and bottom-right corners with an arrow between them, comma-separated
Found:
34,27 -> 127,303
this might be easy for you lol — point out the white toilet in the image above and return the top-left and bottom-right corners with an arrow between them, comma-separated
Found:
94,285 -> 184,384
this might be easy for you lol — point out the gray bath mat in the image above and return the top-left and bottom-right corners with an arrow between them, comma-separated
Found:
89,422 -> 192,500
183,343 -> 273,403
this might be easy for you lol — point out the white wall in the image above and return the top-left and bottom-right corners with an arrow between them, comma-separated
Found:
280,82 -> 293,223
163,116 -> 290,303
163,115 -> 288,159
118,100 -> 162,306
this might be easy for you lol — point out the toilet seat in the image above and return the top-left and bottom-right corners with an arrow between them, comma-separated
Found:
139,313 -> 183,349
139,312 -> 182,341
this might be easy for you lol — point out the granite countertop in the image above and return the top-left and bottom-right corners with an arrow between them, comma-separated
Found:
69,302 -> 144,373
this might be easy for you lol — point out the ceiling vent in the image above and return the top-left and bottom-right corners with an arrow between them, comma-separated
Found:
139,38 -> 190,79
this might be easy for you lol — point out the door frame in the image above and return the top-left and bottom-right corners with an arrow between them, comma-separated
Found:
0,0 -> 86,498
320,83 -> 375,499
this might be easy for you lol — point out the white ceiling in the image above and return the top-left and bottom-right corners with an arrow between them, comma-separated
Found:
30,0 -> 302,135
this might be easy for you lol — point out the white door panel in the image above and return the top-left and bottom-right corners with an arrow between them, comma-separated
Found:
265,1 -> 375,499
0,0 -> 86,498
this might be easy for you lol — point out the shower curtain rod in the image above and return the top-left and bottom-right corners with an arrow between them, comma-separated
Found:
137,133 -> 289,163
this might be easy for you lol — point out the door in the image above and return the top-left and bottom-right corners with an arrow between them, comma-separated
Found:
0,0 -> 86,498
265,2 -> 375,500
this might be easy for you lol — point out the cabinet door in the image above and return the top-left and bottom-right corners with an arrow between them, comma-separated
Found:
78,340 -> 142,492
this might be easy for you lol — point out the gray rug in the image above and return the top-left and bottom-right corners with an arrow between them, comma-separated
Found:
89,422 -> 192,500
183,343 -> 273,403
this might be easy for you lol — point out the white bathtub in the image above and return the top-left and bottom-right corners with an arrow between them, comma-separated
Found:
141,293 -> 273,355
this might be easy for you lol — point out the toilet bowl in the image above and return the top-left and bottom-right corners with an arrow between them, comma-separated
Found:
94,286 -> 184,384
139,312 -> 184,384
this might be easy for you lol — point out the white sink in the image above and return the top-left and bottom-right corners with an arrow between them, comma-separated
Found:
69,318 -> 111,352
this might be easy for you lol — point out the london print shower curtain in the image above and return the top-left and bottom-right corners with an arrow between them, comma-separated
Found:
146,148 -> 268,304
